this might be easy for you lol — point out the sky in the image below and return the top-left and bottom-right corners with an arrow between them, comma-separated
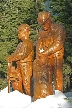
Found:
0,86 -> 72,108
45,0 -> 50,11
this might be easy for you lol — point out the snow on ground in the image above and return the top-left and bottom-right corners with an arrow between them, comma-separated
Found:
0,87 -> 72,108
0,87 -> 31,108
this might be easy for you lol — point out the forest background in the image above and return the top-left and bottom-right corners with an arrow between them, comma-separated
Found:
0,0 -> 72,92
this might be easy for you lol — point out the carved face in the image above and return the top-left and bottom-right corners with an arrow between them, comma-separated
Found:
18,24 -> 30,40
42,18 -> 51,31
18,29 -> 30,40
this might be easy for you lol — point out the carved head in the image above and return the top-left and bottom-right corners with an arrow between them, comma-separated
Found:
18,24 -> 30,40
37,11 -> 51,31
37,11 -> 50,24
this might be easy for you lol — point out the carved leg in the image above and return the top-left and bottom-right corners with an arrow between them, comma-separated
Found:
47,70 -> 53,95
8,80 -> 10,93
33,60 -> 53,101
54,56 -> 63,92
20,62 -> 33,96
12,77 -> 23,93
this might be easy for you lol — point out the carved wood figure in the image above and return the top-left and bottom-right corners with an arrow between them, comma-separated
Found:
7,24 -> 34,96
33,11 -> 66,101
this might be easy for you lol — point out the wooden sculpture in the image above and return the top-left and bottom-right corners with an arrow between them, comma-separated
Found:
7,24 -> 34,96
33,11 -> 66,101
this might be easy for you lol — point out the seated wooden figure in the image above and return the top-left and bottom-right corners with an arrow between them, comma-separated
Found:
7,24 -> 34,96
33,11 -> 66,101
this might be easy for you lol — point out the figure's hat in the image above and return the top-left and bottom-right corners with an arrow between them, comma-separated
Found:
37,11 -> 50,25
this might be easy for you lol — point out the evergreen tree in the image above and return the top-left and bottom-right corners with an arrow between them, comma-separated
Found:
0,0 -> 45,89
